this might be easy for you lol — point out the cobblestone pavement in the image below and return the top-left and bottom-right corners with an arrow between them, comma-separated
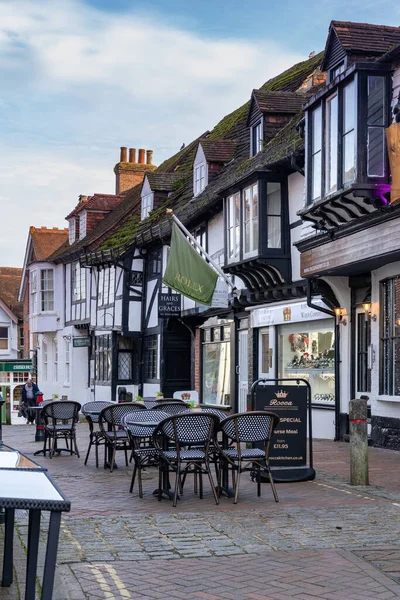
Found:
2,425 -> 400,599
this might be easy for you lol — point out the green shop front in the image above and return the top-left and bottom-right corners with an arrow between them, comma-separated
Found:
0,360 -> 34,424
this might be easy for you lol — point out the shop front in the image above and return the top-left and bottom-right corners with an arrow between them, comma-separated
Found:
0,360 -> 34,424
248,299 -> 336,439
200,318 -> 233,406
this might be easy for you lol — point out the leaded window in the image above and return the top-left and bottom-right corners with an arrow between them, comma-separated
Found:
381,276 -> 400,395
95,334 -> 112,383
143,335 -> 158,380
357,313 -> 371,392
72,263 -> 86,302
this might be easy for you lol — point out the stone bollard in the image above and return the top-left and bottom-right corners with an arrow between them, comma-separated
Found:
349,398 -> 369,486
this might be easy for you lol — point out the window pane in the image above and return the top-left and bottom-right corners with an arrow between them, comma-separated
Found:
312,106 -> 322,152
267,183 -> 281,215
368,76 -> 385,126
268,217 -> 281,248
325,94 -> 338,194
261,332 -> 270,373
343,81 -> 355,134
368,127 -> 385,177
244,187 -> 251,254
312,152 -> 321,199
343,130 -> 355,183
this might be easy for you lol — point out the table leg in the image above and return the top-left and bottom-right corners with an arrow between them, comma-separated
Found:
219,434 -> 234,498
25,509 -> 41,600
2,508 -> 15,587
41,511 -> 61,600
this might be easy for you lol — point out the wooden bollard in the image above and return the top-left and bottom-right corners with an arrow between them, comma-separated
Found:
349,398 -> 369,486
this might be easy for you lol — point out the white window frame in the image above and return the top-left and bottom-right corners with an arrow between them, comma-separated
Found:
30,270 -> 37,314
243,183 -> 258,258
98,270 -> 104,307
72,263 -> 86,302
53,339 -> 58,383
79,211 -> 87,240
141,193 -> 153,220
0,327 -> 9,352
69,219 -> 76,244
40,269 -> 54,312
65,339 -> 71,385
43,341 -> 48,382
227,192 -> 240,263
194,163 -> 206,196
251,121 -> 263,157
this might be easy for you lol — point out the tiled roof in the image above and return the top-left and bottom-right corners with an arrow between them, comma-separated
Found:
66,194 -> 123,219
0,267 -> 23,320
330,21 -> 400,55
252,90 -> 305,114
199,139 -> 237,163
51,51 -> 324,261
30,227 -> 69,262
146,172 -> 182,192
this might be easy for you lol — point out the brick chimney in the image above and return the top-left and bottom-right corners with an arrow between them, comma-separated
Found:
114,146 -> 157,194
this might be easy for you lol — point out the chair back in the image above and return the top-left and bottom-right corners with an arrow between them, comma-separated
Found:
122,410 -> 169,439
220,411 -> 279,443
151,401 -> 189,415
197,407 -> 230,421
156,413 -> 219,448
99,402 -> 146,436
81,401 -> 114,415
42,401 -> 81,424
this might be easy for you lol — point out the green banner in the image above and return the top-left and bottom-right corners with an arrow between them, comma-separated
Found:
0,361 -> 32,372
163,223 -> 218,305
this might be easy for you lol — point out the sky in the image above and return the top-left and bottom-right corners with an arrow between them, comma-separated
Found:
1,0 -> 400,266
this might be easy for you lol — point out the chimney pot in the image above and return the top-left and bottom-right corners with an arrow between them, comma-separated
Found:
146,150 -> 153,165
129,148 -> 136,163
120,146 -> 127,162
79,194 -> 87,203
138,149 -> 145,164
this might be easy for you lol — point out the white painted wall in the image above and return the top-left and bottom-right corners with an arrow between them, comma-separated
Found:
0,305 -> 18,359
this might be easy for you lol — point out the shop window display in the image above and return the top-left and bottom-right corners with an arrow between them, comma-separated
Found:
278,319 -> 335,406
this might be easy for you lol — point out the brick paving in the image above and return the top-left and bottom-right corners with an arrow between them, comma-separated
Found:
2,424 -> 400,599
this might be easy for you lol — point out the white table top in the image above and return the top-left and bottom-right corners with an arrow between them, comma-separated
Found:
0,471 -> 63,502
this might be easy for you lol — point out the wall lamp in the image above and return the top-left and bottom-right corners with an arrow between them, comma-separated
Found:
334,307 -> 347,326
362,303 -> 377,322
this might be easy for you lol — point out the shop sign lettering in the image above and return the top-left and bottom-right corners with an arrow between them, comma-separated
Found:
254,385 -> 307,467
158,293 -> 181,318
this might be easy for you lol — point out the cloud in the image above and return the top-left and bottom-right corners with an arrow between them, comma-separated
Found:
0,0 -> 305,265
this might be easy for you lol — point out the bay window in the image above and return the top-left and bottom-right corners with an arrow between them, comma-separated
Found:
266,183 -> 282,249
30,270 -> 37,313
307,70 -> 389,206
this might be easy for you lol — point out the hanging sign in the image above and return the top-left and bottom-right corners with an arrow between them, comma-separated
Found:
73,337 -> 91,348
158,293 -> 181,318
254,385 -> 307,467
0,361 -> 32,372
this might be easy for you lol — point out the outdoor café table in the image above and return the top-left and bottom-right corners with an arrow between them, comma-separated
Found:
124,410 -> 173,499
0,443 -> 70,600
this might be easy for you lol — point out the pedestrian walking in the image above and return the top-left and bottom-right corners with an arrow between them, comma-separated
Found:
21,379 -> 39,425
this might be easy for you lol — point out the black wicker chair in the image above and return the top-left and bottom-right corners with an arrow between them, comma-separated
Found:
41,401 -> 81,459
122,410 -> 168,497
218,411 -> 280,504
99,402 -> 146,472
153,412 -> 220,507
81,401 -> 114,467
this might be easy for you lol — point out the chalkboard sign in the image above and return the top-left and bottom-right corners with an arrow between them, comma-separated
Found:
158,293 -> 181,318
254,385 -> 307,468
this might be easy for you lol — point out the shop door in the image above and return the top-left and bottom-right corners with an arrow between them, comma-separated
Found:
238,330 -> 248,412
162,320 -> 192,398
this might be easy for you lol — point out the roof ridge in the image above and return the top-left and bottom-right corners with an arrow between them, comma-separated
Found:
332,20 -> 400,31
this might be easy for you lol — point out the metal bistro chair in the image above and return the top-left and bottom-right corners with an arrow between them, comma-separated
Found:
81,401 -> 114,467
99,402 -> 146,472
41,401 -> 81,459
151,401 -> 189,416
123,410 -> 168,497
153,412 -> 220,507
218,411 -> 280,504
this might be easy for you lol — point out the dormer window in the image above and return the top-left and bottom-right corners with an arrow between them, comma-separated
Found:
69,219 -> 75,244
79,211 -> 87,240
251,121 -> 263,157
141,193 -> 153,220
194,164 -> 206,196
330,61 -> 345,82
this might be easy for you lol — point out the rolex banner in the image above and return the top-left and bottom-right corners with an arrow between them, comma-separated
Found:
163,223 -> 218,305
